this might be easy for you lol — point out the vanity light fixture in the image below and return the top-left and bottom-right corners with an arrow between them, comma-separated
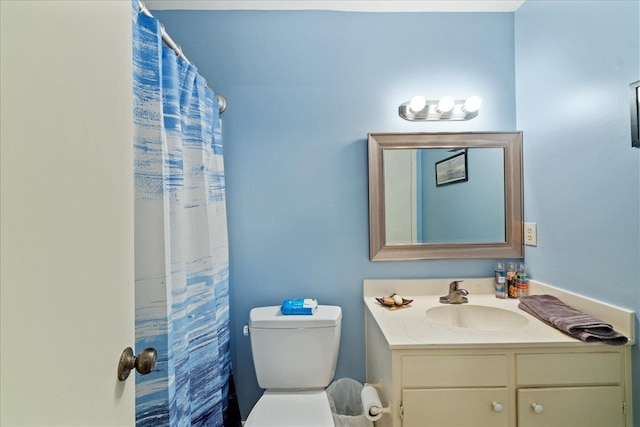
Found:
399,95 -> 482,121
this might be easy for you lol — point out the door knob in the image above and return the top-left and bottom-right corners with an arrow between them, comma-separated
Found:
117,347 -> 157,381
491,401 -> 504,413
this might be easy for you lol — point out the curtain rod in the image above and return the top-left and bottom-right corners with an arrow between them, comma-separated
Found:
137,0 -> 227,114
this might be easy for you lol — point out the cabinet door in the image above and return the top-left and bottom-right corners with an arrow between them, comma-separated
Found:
402,388 -> 509,427
518,386 -> 624,427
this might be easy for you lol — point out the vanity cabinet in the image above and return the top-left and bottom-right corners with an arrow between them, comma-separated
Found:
365,310 -> 632,427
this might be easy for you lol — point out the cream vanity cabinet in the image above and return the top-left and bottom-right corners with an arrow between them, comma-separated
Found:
365,311 -> 632,427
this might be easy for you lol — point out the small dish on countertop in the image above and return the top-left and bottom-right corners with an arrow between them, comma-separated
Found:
376,294 -> 413,309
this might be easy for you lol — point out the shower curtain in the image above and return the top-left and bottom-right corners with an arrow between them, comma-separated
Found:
132,5 -> 230,426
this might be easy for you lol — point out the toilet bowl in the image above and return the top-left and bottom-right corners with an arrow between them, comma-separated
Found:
244,305 -> 342,427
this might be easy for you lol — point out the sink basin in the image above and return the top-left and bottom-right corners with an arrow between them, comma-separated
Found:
425,305 -> 529,330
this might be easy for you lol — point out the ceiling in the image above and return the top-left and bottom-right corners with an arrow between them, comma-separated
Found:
144,0 -> 526,12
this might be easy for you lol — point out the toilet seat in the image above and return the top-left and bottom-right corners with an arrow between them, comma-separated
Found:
244,389 -> 334,427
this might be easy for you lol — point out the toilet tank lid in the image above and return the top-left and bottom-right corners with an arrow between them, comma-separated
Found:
250,305 -> 342,329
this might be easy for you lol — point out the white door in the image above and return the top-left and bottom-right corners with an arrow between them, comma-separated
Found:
1,1 -> 136,425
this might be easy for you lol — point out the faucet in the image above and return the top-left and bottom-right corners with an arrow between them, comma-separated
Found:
439,280 -> 469,304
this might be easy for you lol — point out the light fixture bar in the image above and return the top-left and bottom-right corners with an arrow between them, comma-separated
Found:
399,96 -> 481,121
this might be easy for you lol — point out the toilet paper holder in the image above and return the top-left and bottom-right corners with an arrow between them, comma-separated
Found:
362,383 -> 392,420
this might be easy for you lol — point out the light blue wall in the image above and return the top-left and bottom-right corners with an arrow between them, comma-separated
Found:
515,0 -> 640,424
153,10 -> 517,417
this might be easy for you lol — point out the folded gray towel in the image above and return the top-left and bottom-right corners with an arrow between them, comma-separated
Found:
518,295 -> 628,345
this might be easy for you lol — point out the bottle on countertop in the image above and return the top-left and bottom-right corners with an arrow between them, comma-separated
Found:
494,262 -> 506,299
507,262 -> 518,298
517,263 -> 529,297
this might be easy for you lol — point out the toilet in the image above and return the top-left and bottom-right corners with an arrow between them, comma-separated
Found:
245,304 -> 342,427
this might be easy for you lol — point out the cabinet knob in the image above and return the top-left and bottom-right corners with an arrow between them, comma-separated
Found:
491,402 -> 504,413
531,402 -> 544,414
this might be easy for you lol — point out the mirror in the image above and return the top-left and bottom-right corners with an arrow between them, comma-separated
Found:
368,132 -> 523,261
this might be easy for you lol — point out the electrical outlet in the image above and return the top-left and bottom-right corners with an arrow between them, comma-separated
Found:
524,222 -> 537,246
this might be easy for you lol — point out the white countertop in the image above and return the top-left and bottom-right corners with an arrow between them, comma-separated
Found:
364,278 -> 635,350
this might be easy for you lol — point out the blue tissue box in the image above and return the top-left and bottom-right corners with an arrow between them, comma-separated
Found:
280,298 -> 318,315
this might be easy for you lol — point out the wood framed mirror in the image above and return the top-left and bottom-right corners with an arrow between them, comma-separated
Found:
368,132 -> 523,261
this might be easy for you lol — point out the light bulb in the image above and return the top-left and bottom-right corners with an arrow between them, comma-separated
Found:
436,96 -> 455,113
409,95 -> 426,113
463,96 -> 482,113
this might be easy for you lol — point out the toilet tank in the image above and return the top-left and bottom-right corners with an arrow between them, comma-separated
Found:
249,305 -> 342,390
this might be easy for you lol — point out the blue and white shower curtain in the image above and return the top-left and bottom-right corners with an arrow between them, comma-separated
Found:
132,5 -> 230,426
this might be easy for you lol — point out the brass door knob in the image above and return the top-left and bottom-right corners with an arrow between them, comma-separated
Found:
117,347 -> 157,381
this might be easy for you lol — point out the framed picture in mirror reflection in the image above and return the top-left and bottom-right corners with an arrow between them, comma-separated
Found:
435,150 -> 468,186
